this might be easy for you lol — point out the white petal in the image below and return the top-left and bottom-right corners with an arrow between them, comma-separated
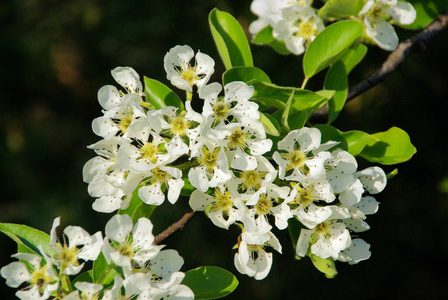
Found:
138,184 -> 165,206
387,1 -> 416,25
167,178 -> 184,204
105,214 -> 133,244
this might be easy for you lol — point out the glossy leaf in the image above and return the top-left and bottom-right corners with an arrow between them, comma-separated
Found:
209,8 -> 253,69
249,80 -> 330,112
303,21 -> 363,79
338,43 -> 368,74
144,77 -> 184,111
222,66 -> 271,86
315,124 -> 377,156
182,266 -> 239,299
309,253 -> 338,279
259,112 -> 281,137
399,0 -> 448,30
281,91 -> 294,131
73,271 -> 93,284
92,252 -> 120,285
131,203 -> 156,224
252,26 -> 290,55
360,127 -> 417,165
325,61 -> 348,124
288,111 -> 308,130
0,223 -> 50,256
318,0 -> 365,18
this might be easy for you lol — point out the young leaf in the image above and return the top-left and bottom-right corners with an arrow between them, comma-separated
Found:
252,26 -> 290,55
0,223 -> 50,256
338,43 -> 368,74
281,91 -> 294,131
288,111 -> 308,130
259,112 -> 281,137
209,8 -> 253,70
288,217 -> 305,258
315,124 -> 377,156
222,66 -> 271,86
325,61 -> 348,124
303,21 -> 363,79
131,203 -> 156,224
144,77 -> 184,111
318,0 -> 365,18
92,252 -> 120,285
360,127 -> 417,165
308,253 -> 338,279
118,187 -> 144,220
182,266 -> 239,299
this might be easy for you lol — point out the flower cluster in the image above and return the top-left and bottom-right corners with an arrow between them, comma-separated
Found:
249,0 -> 416,52
1,216 -> 193,299
83,44 -> 387,281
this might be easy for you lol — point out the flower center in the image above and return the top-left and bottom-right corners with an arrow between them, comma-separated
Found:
291,185 -> 316,208
180,65 -> 200,87
140,142 -> 161,164
169,111 -> 190,137
118,112 -> 134,133
240,170 -> 264,191
284,149 -> 307,171
55,244 -> 80,271
294,19 -> 319,40
212,101 -> 232,122
150,167 -> 171,184
254,194 -> 273,216
228,127 -> 248,149
211,189 -> 233,212
198,146 -> 220,173
30,265 -> 54,289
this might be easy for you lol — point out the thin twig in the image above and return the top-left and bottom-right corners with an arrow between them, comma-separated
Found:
347,11 -> 448,101
153,210 -> 198,245
310,11 -> 448,123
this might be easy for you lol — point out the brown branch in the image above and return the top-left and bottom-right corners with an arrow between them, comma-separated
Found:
153,209 -> 198,245
347,11 -> 448,101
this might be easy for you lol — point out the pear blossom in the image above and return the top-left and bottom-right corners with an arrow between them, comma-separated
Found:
97,66 -> 143,111
273,127 -> 329,180
102,215 -> 163,272
164,45 -> 215,98
273,5 -> 325,55
1,251 -> 58,300
359,0 -> 416,51
338,238 -> 372,265
49,217 -> 103,275
234,224 -> 282,280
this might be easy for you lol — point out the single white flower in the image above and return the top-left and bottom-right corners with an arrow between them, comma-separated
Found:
102,215 -> 163,271
164,45 -> 215,97
359,0 -> 416,51
49,217 -> 103,275
273,5 -> 325,55
1,251 -> 58,300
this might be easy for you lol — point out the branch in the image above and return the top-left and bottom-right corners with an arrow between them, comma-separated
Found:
347,11 -> 448,101
153,209 -> 198,245
310,11 -> 448,123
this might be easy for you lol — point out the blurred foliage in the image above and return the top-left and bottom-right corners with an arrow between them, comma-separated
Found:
1,0 -> 448,299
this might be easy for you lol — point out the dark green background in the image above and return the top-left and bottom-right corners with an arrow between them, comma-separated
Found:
1,0 -> 447,299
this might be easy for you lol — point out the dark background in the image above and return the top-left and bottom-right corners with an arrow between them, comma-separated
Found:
1,0 -> 447,299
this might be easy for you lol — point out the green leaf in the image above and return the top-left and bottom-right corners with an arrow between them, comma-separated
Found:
309,253 -> 338,279
131,203 -> 156,224
222,66 -> 271,86
73,271 -> 93,284
287,217 -> 305,258
118,187 -> 143,219
252,26 -> 290,55
209,8 -> 253,69
387,168 -> 399,180
325,61 -> 348,124
399,0 -> 448,30
249,80 -> 330,112
259,112 -> 281,137
182,266 -> 239,299
288,111 -> 308,131
92,252 -> 120,285
338,43 -> 368,74
144,77 -> 184,111
318,0 -> 365,18
281,91 -> 294,131
303,21 -> 363,79
315,124 -> 377,156
0,223 -> 50,256
360,127 -> 417,165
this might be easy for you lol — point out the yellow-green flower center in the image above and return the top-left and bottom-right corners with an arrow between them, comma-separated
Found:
212,101 -> 232,122
211,189 -> 233,212
240,170 -> 264,191
30,265 -> 54,289
291,185 -> 317,208
140,143 -> 161,164
169,111 -> 190,137
294,19 -> 319,41
228,127 -> 248,149
198,146 -> 220,173
118,112 -> 134,133
150,167 -> 171,184
179,64 -> 201,87
255,194 -> 273,216
284,149 -> 307,172
55,244 -> 80,272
